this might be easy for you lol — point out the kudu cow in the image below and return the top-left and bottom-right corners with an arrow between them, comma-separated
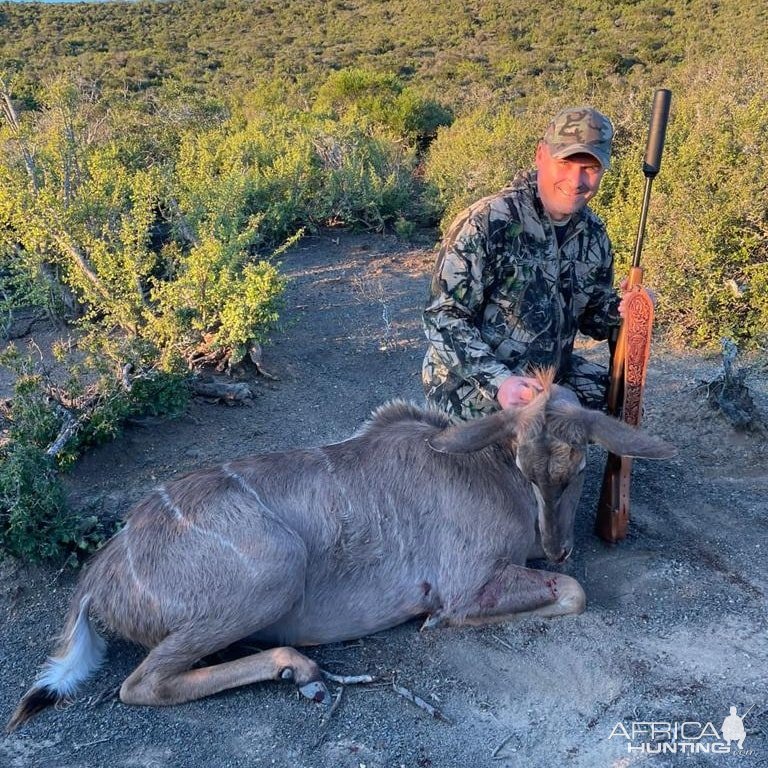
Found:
7,372 -> 674,730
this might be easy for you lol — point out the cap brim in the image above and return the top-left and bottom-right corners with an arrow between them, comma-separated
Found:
552,144 -> 611,170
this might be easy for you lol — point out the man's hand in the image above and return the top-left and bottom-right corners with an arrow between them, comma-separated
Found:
618,278 -> 657,317
497,375 -> 543,409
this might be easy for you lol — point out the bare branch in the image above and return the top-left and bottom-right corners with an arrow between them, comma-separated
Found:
120,363 -> 133,391
45,409 -> 81,458
0,80 -> 39,193
189,378 -> 253,403
50,232 -> 111,302
165,198 -> 199,248
320,670 -> 375,685
491,733 -> 517,759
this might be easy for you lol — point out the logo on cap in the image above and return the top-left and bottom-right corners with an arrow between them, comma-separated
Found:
543,107 -> 614,169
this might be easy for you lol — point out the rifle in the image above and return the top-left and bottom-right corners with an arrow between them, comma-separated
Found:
595,88 -> 672,543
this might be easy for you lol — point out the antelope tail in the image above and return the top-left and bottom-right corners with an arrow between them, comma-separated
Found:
6,595 -> 106,732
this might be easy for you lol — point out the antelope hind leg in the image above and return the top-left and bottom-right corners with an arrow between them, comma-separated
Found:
120,639 -> 329,707
423,563 -> 585,629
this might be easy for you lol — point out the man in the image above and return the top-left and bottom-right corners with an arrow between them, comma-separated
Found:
423,106 -> 622,418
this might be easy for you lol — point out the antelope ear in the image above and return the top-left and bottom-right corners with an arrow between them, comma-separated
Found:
428,408 -> 523,454
584,410 -> 676,459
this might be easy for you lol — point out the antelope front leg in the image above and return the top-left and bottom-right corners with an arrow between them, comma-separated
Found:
120,645 -> 330,707
422,562 -> 585,629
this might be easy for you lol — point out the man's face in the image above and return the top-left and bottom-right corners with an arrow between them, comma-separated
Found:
535,143 -> 605,221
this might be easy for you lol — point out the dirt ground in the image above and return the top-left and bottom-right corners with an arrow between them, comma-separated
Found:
1,231 -> 767,768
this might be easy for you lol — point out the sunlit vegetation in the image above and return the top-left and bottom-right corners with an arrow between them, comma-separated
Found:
0,0 -> 766,559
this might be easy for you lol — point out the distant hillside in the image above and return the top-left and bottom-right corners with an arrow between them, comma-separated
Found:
1,0 -> 767,354
1,0 -> 766,109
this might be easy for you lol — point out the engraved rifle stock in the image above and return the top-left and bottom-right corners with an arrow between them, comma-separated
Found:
596,89 -> 671,543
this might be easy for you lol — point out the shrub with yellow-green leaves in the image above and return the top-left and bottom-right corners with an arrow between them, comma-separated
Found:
422,105 -> 540,224
592,60 -> 768,349
313,68 -> 452,144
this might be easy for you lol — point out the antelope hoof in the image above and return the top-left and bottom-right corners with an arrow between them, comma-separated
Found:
420,612 -> 447,631
299,680 -> 330,704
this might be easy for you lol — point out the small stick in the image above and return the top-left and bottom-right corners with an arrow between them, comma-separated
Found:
355,682 -> 393,692
45,562 -> 69,588
311,686 -> 345,749
491,633 -> 515,652
86,686 -> 121,708
323,685 -> 344,724
321,670 -> 375,685
391,677 -> 451,724
73,736 -> 112,751
491,732 -> 516,759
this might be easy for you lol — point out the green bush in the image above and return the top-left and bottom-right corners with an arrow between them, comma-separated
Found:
176,96 -> 423,238
592,58 -> 768,348
422,105 -> 541,224
148,232 -> 287,368
313,67 -> 452,143
0,442 -> 73,562
0,79 -> 293,371
311,122 -> 420,229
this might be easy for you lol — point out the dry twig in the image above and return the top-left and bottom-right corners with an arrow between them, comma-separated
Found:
310,685 -> 345,749
321,671 -> 376,685
490,633 -> 515,652
189,378 -> 253,403
491,733 -> 517,759
322,685 -> 344,723
391,675 -> 451,724
86,686 -> 121,709
72,736 -> 112,751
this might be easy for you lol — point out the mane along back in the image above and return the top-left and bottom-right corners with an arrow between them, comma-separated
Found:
355,400 -> 453,436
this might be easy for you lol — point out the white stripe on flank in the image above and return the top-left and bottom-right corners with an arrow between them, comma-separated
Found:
125,534 -> 141,589
221,463 -> 275,517
36,597 -> 106,697
159,486 -> 185,522
159,482 -> 259,576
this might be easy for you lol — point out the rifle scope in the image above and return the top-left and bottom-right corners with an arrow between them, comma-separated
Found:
633,89 -> 672,268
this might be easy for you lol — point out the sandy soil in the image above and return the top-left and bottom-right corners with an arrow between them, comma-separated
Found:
1,231 -> 767,768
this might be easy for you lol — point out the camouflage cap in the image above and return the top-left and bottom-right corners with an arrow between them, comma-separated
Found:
542,107 -> 614,169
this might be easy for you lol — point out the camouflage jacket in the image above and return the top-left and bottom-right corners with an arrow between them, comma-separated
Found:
422,169 -> 621,417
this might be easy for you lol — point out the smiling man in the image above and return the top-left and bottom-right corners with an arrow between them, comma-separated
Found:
423,107 -> 621,418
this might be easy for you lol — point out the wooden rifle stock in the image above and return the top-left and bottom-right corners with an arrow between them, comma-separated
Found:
595,89 -> 671,542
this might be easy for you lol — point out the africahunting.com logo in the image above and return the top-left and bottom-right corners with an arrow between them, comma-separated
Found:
608,705 -> 756,756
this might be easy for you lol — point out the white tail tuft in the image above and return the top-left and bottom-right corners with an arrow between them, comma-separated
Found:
36,596 -> 106,698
